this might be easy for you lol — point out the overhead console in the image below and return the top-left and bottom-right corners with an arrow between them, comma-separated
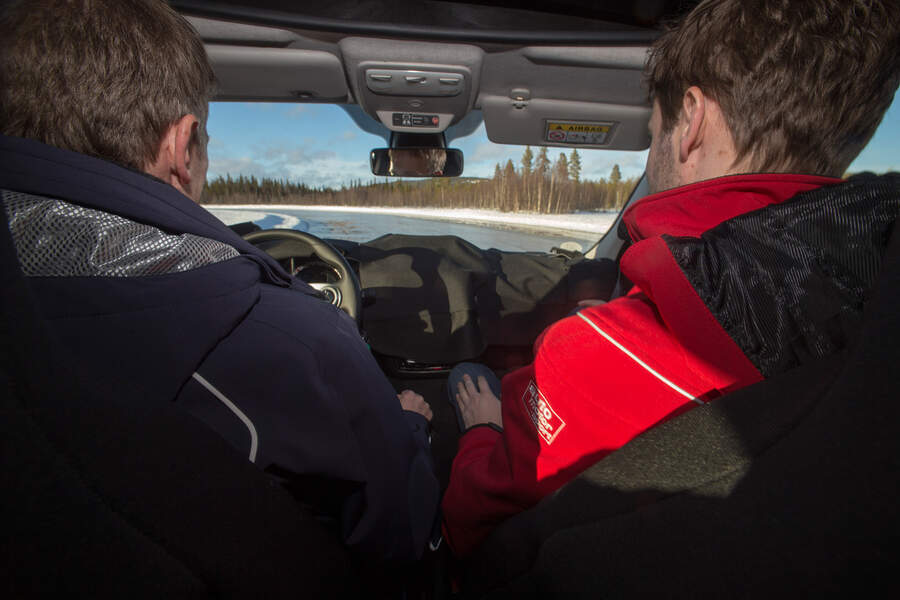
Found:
364,69 -> 464,97
340,38 -> 483,134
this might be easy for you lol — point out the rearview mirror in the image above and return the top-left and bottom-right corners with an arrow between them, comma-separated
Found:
370,148 -> 464,177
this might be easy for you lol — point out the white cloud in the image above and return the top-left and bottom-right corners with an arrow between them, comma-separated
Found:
208,156 -> 273,180
284,105 -> 310,119
281,155 -> 372,188
210,140 -> 372,188
580,149 -> 648,180
470,142 -> 512,162
260,145 -> 310,163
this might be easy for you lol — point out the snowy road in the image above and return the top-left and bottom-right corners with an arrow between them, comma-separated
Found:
205,205 -> 618,252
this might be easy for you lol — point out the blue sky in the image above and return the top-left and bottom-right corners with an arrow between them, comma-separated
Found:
207,95 -> 899,189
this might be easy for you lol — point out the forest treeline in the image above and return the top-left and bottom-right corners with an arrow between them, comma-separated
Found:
202,146 -> 639,214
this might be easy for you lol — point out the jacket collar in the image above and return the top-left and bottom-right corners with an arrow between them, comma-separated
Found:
622,173 -> 842,242
1,134 -> 227,240
0,134 -> 293,285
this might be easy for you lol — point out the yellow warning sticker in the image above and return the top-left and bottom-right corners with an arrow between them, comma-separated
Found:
545,121 -> 614,145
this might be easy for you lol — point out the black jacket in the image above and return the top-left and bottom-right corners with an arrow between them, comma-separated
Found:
0,134 -> 439,562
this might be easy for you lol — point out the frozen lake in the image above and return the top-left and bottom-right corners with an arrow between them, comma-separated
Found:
206,205 -> 618,252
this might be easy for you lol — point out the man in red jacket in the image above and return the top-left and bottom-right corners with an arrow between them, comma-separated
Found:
442,0 -> 900,556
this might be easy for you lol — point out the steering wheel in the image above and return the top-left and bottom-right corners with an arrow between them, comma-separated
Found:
242,228 -> 362,324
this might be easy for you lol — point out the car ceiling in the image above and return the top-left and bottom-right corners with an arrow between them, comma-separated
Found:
172,0 -> 700,150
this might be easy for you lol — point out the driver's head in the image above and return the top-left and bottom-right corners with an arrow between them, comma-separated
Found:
389,148 -> 447,177
0,0 -> 216,201
644,0 -> 900,194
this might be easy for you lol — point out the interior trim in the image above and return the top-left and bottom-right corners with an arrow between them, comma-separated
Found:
172,1 -> 660,44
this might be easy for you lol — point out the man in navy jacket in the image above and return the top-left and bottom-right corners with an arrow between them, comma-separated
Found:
0,0 -> 438,562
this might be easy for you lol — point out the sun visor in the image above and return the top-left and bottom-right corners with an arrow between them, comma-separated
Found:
522,46 -> 648,69
481,95 -> 650,151
206,44 -> 349,102
188,16 -> 300,46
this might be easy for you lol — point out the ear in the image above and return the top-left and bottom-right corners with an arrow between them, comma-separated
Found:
677,86 -> 707,163
171,114 -> 201,189
147,114 -> 201,192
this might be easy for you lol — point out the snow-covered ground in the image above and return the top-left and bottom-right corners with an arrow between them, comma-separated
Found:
205,204 -> 619,236
206,207 -> 302,230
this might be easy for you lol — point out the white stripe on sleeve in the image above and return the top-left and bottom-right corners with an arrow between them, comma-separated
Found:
576,311 -> 702,405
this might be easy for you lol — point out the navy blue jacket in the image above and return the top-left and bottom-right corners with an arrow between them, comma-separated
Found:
0,135 -> 439,562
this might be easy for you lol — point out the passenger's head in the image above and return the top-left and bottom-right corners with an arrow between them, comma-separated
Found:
644,0 -> 900,193
0,0 -> 216,201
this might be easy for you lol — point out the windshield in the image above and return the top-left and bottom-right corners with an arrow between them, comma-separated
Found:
203,99 -> 900,252
203,103 -> 647,252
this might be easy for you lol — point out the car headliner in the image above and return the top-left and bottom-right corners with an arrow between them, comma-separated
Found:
171,0 -> 699,151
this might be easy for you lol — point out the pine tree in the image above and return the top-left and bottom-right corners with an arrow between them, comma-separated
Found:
503,159 -> 517,211
610,164 -> 622,185
520,146 -> 534,210
610,164 -> 623,209
536,147 -> 550,212
521,146 -> 533,175
568,149 -> 581,183
536,147 -> 550,176
566,149 -> 582,210
550,153 -> 569,213
492,164 -> 503,209
554,153 -> 569,180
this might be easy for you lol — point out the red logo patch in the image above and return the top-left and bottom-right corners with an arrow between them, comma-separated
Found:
522,380 -> 566,445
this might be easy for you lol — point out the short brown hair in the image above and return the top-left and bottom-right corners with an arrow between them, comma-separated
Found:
0,0 -> 216,171
647,0 -> 900,176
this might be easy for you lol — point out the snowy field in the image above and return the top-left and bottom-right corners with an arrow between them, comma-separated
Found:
207,206 -> 303,230
205,204 -> 618,236
205,204 -> 619,252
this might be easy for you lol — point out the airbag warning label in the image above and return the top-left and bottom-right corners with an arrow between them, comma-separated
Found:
545,121 -> 613,145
